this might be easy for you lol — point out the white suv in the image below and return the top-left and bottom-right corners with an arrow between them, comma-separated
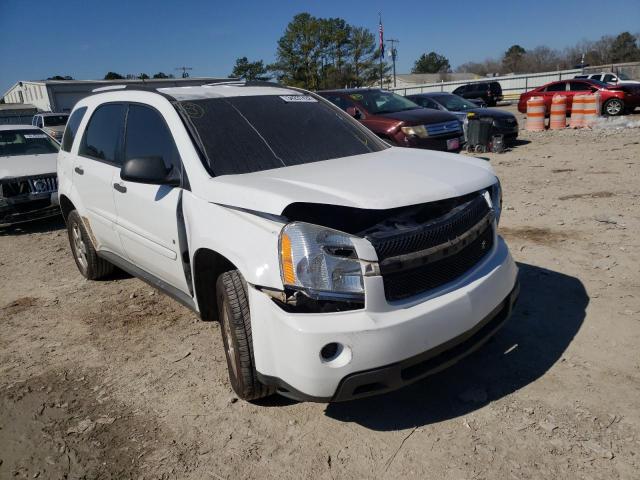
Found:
57,82 -> 519,402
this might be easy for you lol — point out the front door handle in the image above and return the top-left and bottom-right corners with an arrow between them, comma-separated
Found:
113,183 -> 127,193
74,166 -> 84,175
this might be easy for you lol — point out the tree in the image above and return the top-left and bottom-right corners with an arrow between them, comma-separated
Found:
346,27 -> 385,87
46,75 -> 73,80
139,73 -> 150,79
411,52 -> 450,74
610,32 -> 640,63
152,72 -> 173,79
231,57 -> 269,81
502,45 -> 526,73
270,13 -> 390,89
104,72 -> 124,80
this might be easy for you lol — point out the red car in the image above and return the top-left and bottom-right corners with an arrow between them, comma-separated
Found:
518,79 -> 640,116
318,89 -> 465,152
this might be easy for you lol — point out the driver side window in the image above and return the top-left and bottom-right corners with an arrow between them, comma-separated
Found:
124,104 -> 181,171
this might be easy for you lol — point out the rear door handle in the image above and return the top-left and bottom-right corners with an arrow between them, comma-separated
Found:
74,166 -> 84,175
113,183 -> 127,193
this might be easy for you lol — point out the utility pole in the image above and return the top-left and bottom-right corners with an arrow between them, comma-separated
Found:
386,38 -> 399,88
175,66 -> 193,78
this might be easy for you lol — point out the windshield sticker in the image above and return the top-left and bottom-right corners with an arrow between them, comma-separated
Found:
24,134 -> 49,139
279,95 -> 317,103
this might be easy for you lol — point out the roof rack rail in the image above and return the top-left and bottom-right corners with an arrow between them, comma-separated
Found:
92,85 -> 127,93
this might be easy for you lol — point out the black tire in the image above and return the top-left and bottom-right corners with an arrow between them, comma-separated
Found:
216,270 -> 274,401
602,98 -> 624,116
66,210 -> 114,280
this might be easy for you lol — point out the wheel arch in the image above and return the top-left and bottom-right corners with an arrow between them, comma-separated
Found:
59,194 -> 76,223
193,247 -> 238,321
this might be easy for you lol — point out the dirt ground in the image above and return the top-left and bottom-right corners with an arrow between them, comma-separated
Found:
1,109 -> 639,480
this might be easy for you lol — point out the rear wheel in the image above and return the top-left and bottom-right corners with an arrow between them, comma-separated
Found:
216,270 -> 274,401
603,98 -> 624,116
66,210 -> 114,280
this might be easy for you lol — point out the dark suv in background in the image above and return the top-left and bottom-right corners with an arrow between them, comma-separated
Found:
453,81 -> 503,107
318,89 -> 464,152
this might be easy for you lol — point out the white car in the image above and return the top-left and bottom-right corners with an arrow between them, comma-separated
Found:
32,112 -> 69,142
57,83 -> 519,402
1,125 -> 60,225
575,72 -> 640,86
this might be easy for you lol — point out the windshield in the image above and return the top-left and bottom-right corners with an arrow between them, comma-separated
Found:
347,90 -> 421,114
43,115 -> 69,127
617,72 -> 630,80
0,129 -> 60,157
177,94 -> 387,176
432,94 -> 478,112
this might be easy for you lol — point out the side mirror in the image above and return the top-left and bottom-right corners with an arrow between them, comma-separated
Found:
120,156 -> 180,186
346,106 -> 362,119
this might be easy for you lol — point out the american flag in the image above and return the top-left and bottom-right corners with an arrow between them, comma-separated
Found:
378,16 -> 385,58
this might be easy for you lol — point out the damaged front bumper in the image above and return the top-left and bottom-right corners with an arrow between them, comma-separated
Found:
250,234 -> 519,402
0,192 -> 60,225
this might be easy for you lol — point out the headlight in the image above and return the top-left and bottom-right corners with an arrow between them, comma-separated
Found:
401,125 -> 428,138
279,222 -> 364,299
489,180 -> 502,225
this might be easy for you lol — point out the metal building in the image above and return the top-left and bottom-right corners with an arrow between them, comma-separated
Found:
2,77 -> 232,113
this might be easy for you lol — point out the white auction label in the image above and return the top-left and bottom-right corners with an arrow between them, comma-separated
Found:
279,95 -> 317,103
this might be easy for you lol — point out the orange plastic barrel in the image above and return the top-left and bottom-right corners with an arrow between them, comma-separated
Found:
569,95 -> 585,128
549,95 -> 567,129
582,92 -> 600,127
525,96 -> 545,131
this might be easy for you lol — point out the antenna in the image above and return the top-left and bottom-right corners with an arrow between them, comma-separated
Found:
175,66 -> 193,78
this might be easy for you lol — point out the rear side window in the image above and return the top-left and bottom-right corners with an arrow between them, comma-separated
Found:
79,104 -> 126,163
124,104 -> 180,170
569,81 -> 592,91
545,83 -> 566,92
61,107 -> 87,152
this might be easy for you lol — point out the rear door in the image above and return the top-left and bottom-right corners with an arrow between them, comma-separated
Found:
541,82 -> 567,111
74,103 -> 126,254
113,103 -> 189,293
568,81 -> 595,109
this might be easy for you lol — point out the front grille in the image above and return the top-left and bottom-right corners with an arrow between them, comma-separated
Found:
381,225 -> 493,301
365,193 -> 494,302
1,175 -> 57,198
367,194 -> 491,261
425,120 -> 462,137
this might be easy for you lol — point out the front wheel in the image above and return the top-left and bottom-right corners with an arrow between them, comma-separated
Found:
603,98 -> 624,116
216,270 -> 274,401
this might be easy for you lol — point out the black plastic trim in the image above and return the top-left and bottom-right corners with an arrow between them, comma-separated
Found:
97,250 -> 197,311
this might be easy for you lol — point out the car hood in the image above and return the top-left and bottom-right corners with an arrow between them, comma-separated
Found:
201,148 -> 496,216
0,153 -> 58,179
43,125 -> 65,134
377,108 -> 458,124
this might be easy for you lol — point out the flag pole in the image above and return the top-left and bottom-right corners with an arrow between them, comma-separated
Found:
378,12 -> 383,88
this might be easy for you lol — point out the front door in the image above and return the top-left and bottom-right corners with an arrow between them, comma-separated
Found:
113,103 -> 189,293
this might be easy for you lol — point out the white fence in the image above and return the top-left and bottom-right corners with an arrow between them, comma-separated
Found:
390,62 -> 640,98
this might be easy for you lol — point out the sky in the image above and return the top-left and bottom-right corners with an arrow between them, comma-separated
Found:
1,0 -> 639,94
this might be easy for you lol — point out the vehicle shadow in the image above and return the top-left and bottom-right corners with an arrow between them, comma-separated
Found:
0,215 -> 65,236
324,262 -> 587,430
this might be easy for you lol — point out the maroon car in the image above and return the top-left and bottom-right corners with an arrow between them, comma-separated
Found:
318,89 -> 465,152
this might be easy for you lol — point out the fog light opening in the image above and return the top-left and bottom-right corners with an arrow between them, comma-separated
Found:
320,342 -> 341,361
319,342 -> 352,368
